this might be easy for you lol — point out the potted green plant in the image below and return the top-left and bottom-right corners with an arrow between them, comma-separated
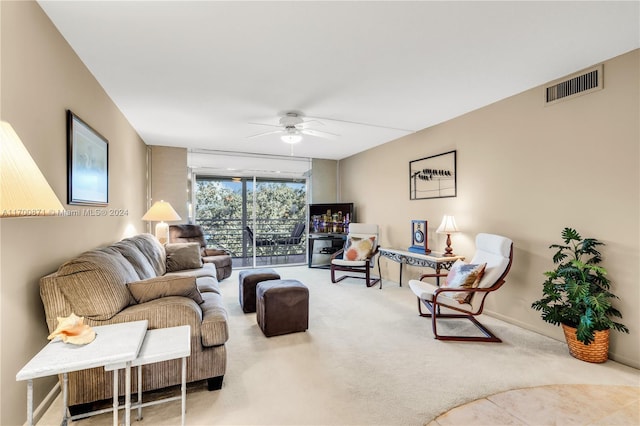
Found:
531,227 -> 629,363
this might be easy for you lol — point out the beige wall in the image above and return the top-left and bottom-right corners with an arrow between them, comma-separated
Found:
150,145 -> 188,221
340,49 -> 639,368
310,158 -> 338,203
0,2 -> 148,424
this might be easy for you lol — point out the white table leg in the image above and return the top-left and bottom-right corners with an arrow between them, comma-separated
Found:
113,369 -> 119,426
62,373 -> 69,426
125,362 -> 131,426
137,365 -> 143,420
26,379 -> 33,426
181,357 -> 187,426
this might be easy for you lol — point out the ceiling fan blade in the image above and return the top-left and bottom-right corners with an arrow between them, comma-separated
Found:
301,128 -> 339,139
299,119 -> 324,128
247,129 -> 283,139
248,122 -> 281,128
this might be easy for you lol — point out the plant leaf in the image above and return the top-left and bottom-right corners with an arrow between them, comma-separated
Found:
561,227 -> 581,243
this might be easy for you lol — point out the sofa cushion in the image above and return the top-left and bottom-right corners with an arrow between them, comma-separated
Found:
126,234 -> 166,276
165,242 -> 204,272
113,239 -> 157,280
164,263 -> 217,279
195,276 -> 222,295
57,249 -> 138,320
127,275 -> 203,304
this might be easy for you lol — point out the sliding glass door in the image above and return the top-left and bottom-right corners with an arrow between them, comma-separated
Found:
195,176 -> 307,268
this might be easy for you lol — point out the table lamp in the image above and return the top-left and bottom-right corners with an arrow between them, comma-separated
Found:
436,215 -> 459,257
142,200 -> 181,244
1,121 -> 65,217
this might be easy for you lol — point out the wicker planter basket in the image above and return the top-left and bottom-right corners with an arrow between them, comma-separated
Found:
561,323 -> 610,363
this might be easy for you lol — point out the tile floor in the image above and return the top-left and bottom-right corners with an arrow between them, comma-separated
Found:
427,384 -> 639,426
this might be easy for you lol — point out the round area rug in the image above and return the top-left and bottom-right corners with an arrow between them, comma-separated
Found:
427,384 -> 639,426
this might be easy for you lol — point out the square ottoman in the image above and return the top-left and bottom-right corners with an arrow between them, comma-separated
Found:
256,279 -> 309,337
239,268 -> 281,313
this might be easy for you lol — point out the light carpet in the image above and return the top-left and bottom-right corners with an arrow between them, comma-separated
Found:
38,265 -> 640,425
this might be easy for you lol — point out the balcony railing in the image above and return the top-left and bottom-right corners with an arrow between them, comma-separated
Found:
196,218 -> 307,266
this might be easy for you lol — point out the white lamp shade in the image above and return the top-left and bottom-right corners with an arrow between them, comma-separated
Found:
142,200 -> 181,244
1,121 -> 65,217
436,215 -> 459,234
142,200 -> 182,222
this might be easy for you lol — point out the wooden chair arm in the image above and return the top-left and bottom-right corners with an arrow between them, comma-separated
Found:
419,272 -> 447,281
367,247 -> 379,260
330,248 -> 345,260
433,278 -> 505,296
434,286 -> 490,295
432,286 -> 497,306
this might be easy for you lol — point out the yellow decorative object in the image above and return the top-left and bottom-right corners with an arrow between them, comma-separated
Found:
47,313 -> 96,345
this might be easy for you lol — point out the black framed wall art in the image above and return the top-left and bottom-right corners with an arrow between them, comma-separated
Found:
409,150 -> 456,200
67,110 -> 109,205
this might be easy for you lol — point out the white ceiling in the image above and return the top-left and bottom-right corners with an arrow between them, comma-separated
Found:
38,1 -> 639,162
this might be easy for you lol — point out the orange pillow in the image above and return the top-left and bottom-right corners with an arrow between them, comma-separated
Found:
344,236 -> 376,261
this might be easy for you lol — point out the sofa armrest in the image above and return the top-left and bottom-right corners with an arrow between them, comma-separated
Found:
203,248 -> 229,256
87,293 -> 229,348
84,296 -> 205,337
200,292 -> 229,347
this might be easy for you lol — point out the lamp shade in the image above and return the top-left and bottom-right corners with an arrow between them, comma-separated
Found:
142,200 -> 181,244
142,200 -> 182,222
1,121 -> 65,217
436,215 -> 459,234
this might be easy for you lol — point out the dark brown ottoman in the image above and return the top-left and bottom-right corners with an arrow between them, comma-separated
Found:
239,268 -> 281,313
256,279 -> 309,337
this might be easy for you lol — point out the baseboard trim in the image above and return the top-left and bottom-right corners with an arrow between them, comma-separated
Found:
484,310 -> 640,369
483,310 -> 554,337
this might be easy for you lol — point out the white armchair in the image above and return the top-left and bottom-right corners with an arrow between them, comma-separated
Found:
330,223 -> 380,288
408,233 -> 513,342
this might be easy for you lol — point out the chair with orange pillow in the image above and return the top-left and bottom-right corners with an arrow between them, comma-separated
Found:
330,223 -> 380,287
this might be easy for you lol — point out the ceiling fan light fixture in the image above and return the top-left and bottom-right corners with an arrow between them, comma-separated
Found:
281,133 -> 302,144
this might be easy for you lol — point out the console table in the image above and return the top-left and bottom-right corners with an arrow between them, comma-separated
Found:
377,248 -> 464,287
16,320 -> 148,426
105,325 -> 191,426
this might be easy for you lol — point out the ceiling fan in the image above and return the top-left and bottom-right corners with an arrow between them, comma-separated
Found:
248,112 -> 339,144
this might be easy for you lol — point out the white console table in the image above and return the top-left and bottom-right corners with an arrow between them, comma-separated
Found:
377,248 -> 465,287
16,320 -> 148,426
105,325 -> 191,426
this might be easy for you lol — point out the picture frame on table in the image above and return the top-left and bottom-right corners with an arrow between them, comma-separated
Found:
409,150 -> 456,200
67,110 -> 109,206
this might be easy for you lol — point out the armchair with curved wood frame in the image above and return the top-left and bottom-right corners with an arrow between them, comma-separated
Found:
408,233 -> 513,342
330,223 -> 380,288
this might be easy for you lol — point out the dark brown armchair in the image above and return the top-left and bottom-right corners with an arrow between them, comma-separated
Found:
169,224 -> 232,280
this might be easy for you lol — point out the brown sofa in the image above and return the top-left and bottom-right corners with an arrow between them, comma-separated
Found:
39,233 -> 228,407
169,224 -> 233,281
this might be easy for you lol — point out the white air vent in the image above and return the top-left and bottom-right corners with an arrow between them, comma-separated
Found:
545,64 -> 603,105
